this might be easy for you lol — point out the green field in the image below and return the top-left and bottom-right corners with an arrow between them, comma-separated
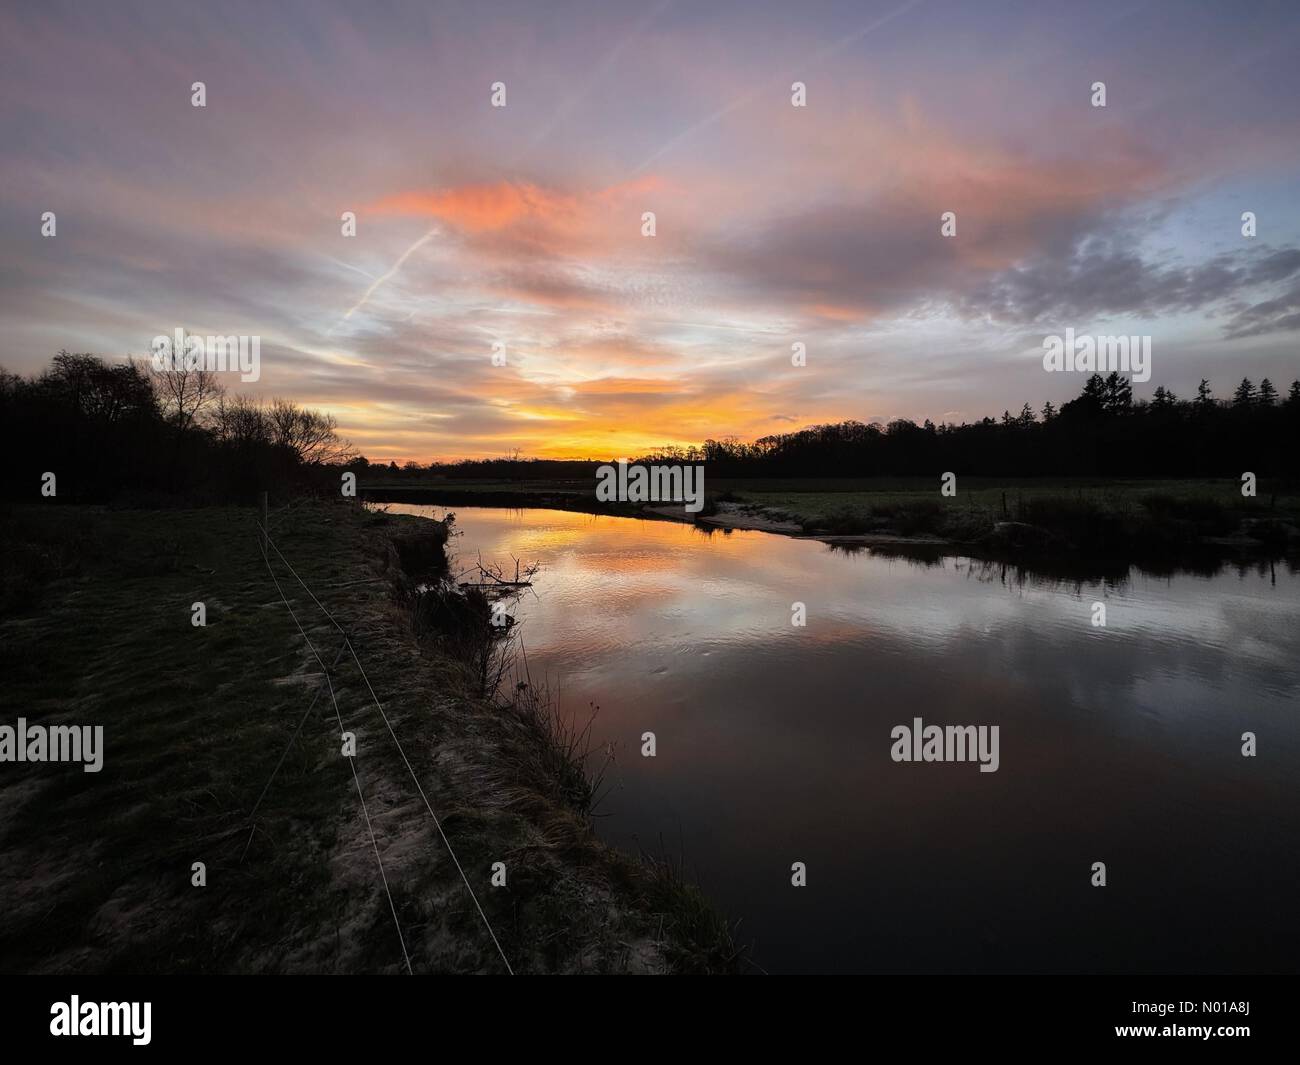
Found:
715,477 -> 1299,536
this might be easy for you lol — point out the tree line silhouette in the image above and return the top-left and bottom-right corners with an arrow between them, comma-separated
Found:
1,350 -> 354,503
4,350 -> 1297,501
400,371 -> 1300,483
660,372 -> 1300,479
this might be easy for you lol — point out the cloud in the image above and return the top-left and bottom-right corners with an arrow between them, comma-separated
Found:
1223,281 -> 1300,339
691,107 -> 1172,327
972,240 -> 1300,332
5,0 -> 1300,461
372,183 -> 575,233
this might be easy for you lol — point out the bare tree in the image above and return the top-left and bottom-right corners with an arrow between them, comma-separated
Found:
267,398 -> 356,464
210,393 -> 270,446
50,351 -> 157,423
140,330 -> 224,429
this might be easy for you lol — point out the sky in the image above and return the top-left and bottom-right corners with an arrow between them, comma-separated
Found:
2,0 -> 1300,462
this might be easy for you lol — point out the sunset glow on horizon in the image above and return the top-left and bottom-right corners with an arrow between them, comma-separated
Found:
3,0 -> 1300,462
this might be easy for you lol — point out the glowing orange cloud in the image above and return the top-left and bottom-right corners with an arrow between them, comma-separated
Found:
371,176 -> 664,231
371,182 -> 574,231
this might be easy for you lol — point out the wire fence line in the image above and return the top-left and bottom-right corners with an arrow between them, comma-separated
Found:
240,635 -> 348,859
255,512 -> 515,975
257,533 -> 413,974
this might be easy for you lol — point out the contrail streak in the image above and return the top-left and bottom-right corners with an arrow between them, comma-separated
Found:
340,226 -> 439,322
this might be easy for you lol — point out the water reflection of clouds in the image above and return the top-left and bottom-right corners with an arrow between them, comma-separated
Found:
402,506 -> 1300,681
404,504 -> 1300,775
393,504 -> 1300,972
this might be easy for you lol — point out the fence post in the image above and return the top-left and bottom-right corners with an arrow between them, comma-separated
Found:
262,491 -> 268,552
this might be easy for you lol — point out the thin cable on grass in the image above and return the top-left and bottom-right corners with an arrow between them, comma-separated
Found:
264,531 -> 346,633
326,660 -> 414,977
240,637 -> 349,863
344,634 -> 515,975
261,520 -> 515,975
259,536 -> 413,975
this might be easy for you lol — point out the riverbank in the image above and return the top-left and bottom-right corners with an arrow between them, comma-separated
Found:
364,477 -> 1300,571
0,501 -> 738,973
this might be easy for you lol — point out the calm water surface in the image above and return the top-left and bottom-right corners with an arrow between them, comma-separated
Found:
389,504 -> 1300,974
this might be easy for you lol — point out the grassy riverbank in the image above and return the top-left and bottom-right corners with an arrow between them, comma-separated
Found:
0,501 -> 738,974
364,476 -> 1300,564
723,477 -> 1300,547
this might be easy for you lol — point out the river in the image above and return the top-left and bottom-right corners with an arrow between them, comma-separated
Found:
386,503 -> 1300,974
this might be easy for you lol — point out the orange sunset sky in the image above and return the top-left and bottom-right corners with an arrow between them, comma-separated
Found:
3,0 -> 1300,461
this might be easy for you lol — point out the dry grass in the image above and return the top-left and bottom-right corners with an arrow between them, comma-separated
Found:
0,500 -> 739,974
